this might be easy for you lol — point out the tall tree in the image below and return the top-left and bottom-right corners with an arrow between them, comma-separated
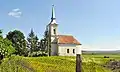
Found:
6,30 -> 27,56
40,38 -> 47,52
27,29 -> 39,53
40,28 -> 51,56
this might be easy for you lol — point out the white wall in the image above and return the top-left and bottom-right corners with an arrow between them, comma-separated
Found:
58,44 -> 81,56
50,24 -> 58,36
51,44 -> 58,56
51,37 -> 58,56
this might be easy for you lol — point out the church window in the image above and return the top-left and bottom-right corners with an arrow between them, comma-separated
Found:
73,49 -> 75,54
67,49 -> 69,53
53,29 -> 56,34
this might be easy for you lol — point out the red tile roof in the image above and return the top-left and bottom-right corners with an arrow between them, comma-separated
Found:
57,35 -> 81,45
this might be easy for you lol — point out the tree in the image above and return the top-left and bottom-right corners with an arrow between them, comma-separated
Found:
0,30 -> 2,38
0,38 -> 15,57
0,30 -> 15,60
45,28 -> 51,56
40,28 -> 51,56
6,30 -> 27,56
0,30 -> 2,34
27,29 -> 39,54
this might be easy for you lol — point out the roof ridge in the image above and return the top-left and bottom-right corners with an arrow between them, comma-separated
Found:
58,34 -> 73,36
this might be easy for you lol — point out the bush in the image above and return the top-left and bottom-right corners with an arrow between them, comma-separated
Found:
0,38 -> 15,60
104,56 -> 109,58
28,51 -> 47,57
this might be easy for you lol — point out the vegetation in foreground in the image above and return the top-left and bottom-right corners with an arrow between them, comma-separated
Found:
1,54 -> 120,72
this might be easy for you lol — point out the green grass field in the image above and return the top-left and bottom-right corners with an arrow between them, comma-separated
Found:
0,54 -> 120,72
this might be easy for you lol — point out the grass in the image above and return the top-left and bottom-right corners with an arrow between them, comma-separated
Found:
24,56 -> 76,72
0,54 -> 120,72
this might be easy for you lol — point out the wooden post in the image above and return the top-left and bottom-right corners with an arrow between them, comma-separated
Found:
16,66 -> 18,72
76,46 -> 82,72
76,54 -> 82,72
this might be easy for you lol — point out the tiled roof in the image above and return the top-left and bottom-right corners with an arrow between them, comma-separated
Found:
57,35 -> 81,45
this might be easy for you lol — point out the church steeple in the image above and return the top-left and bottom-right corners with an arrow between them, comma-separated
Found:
47,5 -> 58,36
51,5 -> 56,20
50,5 -> 57,24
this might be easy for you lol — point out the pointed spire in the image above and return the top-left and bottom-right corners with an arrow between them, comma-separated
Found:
51,5 -> 56,20
50,5 -> 57,24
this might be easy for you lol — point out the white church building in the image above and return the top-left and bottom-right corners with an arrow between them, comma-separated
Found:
44,5 -> 82,56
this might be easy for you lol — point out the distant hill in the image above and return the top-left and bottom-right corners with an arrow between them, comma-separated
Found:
82,50 -> 120,54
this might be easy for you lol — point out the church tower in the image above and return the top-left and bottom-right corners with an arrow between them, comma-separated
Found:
49,5 -> 58,36
46,5 -> 58,56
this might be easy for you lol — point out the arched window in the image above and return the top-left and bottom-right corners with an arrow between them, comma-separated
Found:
53,29 -> 56,34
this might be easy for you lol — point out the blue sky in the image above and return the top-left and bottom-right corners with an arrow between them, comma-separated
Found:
0,0 -> 120,51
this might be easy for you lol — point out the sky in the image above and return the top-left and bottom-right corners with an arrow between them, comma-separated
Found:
0,0 -> 120,51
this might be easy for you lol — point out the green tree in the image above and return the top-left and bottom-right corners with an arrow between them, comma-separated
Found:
43,28 -> 51,56
0,30 -> 3,38
0,30 -> 15,60
6,30 -> 27,56
39,38 -> 48,56
0,38 -> 15,56
27,29 -> 39,54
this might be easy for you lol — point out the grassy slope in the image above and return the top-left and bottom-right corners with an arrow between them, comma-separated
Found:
0,54 -> 119,72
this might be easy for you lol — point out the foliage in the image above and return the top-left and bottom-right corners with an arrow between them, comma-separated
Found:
0,30 -> 2,38
28,51 -> 47,57
40,38 -> 48,53
27,29 -> 40,56
45,29 -> 51,56
0,30 -> 15,59
104,59 -> 120,72
0,37 -> 15,60
40,28 -> 51,56
6,30 -> 27,56
0,56 -> 34,72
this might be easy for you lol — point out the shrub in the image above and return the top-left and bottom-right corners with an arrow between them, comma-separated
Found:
28,51 -> 47,57
0,38 -> 15,60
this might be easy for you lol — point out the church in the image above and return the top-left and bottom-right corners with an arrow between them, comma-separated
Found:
44,5 -> 82,56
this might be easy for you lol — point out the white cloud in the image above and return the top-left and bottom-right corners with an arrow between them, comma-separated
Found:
12,8 -> 20,12
8,8 -> 22,18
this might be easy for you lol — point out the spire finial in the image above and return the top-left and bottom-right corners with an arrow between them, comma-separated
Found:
52,4 -> 54,7
51,4 -> 56,20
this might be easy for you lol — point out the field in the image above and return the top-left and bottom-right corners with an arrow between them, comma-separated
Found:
0,54 -> 120,72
